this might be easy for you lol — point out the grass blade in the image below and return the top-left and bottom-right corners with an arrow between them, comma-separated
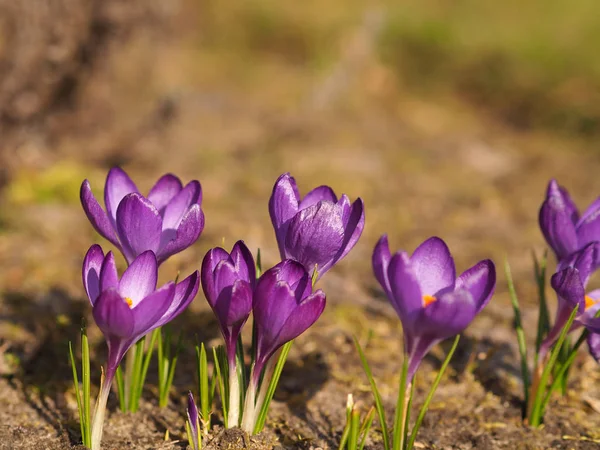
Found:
212,346 -> 228,427
253,341 -> 293,434
406,335 -> 460,450
353,337 -> 389,450
392,357 -> 408,450
505,258 -> 530,413
68,341 -> 85,445
81,324 -> 91,446
533,250 -> 550,354
359,407 -> 376,450
529,307 -> 578,426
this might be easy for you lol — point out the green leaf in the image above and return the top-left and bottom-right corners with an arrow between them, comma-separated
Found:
529,307 -> 578,426
353,337 -> 389,450
406,335 -> 460,450
253,341 -> 293,434
505,258 -> 530,413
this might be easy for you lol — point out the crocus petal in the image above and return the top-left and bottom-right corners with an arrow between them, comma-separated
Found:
388,252 -> 424,334
283,201 -> 344,274
275,259 -> 311,300
211,260 -> 241,307
254,281 -> 298,363
155,271 -> 200,328
131,282 -> 176,336
201,247 -> 231,304
299,185 -> 337,210
214,279 -> 253,329
99,252 -> 119,292
116,193 -> 163,263
576,208 -> 600,250
579,315 -> 600,334
539,180 -> 579,260
372,235 -> 392,297
147,174 -> 183,214
118,251 -> 158,306
157,204 -> 204,264
410,237 -> 456,296
559,242 -> 600,284
230,240 -> 256,288
455,259 -> 496,313
80,180 -> 120,247
82,244 -> 104,305
104,167 -> 139,229
327,197 -> 365,275
275,290 -> 326,348
418,289 -> 477,339
587,332 -> 600,363
162,181 -> 202,231
551,267 -> 586,312
93,289 -> 135,339
549,180 -> 579,223
269,173 -> 300,256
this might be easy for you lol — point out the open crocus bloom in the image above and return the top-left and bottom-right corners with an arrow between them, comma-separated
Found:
373,235 -> 496,380
546,242 -> 600,358
201,240 -> 255,363
82,244 -> 199,378
539,179 -> 600,264
269,173 -> 364,281
252,259 -> 326,378
81,167 -> 204,265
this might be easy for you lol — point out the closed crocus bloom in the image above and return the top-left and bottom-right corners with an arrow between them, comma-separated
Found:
82,244 -> 199,449
539,179 -> 600,263
186,392 -> 201,450
269,173 -> 364,280
201,240 -> 255,427
373,235 -> 496,380
545,242 -> 600,358
201,240 -> 255,361
241,259 -> 326,432
81,167 -> 204,265
253,259 -> 326,372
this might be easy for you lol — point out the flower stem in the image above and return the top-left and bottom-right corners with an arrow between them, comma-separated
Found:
227,360 -> 241,427
392,356 -> 409,450
241,363 -> 259,433
90,370 -> 114,450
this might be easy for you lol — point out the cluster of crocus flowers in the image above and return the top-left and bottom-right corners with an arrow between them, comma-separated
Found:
506,179 -> 600,428
361,236 -> 495,450
196,173 -> 363,435
75,168 -> 204,450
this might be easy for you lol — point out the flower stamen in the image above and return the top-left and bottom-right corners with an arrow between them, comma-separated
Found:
422,295 -> 437,307
124,297 -> 133,308
585,295 -> 597,310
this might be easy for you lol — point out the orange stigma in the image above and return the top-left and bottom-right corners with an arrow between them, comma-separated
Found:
423,295 -> 437,307
125,297 -> 133,308
585,295 -> 597,310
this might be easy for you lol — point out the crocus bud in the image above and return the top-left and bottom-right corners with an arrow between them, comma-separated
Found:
186,391 -> 201,450
539,179 -> 600,263
253,259 -> 326,373
81,167 -> 204,265
201,241 -> 255,363
373,235 -> 495,380
269,173 -> 364,280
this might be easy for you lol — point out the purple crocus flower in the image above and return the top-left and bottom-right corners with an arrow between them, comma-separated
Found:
544,242 -> 600,358
241,259 -> 326,432
81,167 -> 204,265
252,259 -> 326,375
83,244 -> 199,449
201,241 -> 255,363
539,179 -> 600,263
373,235 -> 496,380
269,172 -> 365,280
83,244 -> 199,378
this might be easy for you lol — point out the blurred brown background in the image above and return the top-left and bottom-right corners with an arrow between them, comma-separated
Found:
0,1 -> 599,448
